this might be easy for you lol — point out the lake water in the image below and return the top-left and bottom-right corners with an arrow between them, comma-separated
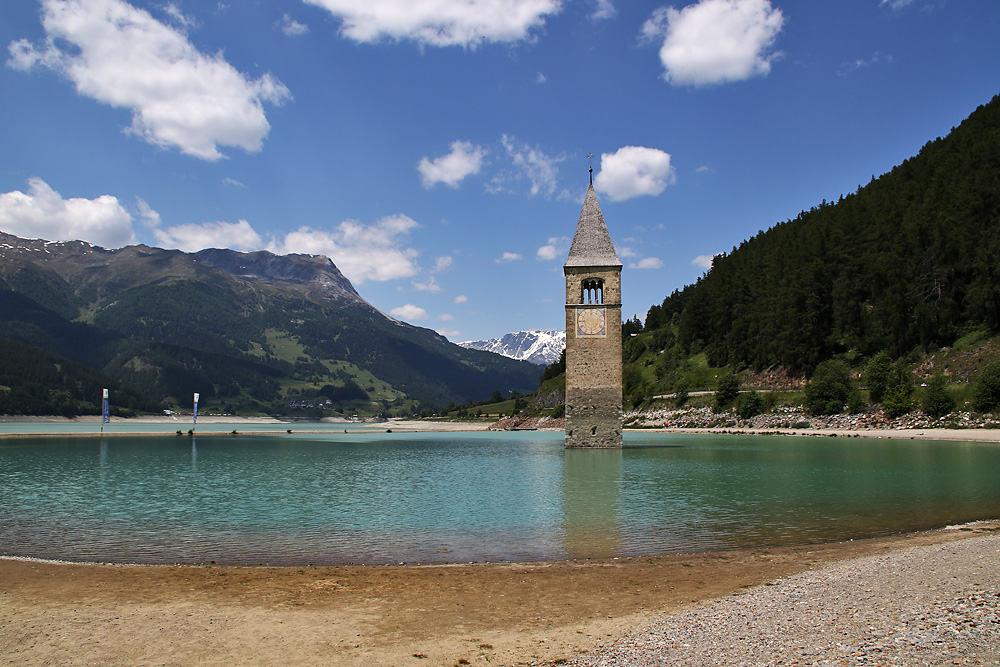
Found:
1,430 -> 998,565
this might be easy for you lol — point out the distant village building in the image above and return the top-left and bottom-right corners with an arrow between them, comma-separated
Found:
563,182 -> 623,448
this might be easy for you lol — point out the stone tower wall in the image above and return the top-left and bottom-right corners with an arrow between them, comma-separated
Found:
564,265 -> 623,448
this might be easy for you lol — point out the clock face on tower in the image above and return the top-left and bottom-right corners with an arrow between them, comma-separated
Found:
576,307 -> 607,337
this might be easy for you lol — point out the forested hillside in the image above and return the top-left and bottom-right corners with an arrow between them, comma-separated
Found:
645,94 -> 1000,373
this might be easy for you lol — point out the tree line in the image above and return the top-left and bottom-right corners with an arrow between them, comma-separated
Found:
644,94 -> 1000,373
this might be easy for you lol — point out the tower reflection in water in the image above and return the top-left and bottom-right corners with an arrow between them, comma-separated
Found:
561,448 -> 623,560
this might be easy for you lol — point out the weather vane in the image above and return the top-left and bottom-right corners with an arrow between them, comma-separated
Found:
588,153 -> 593,184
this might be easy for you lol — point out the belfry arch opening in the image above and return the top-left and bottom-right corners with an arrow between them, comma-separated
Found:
581,278 -> 604,305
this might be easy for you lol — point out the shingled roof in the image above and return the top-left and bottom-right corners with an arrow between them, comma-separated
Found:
564,184 -> 621,268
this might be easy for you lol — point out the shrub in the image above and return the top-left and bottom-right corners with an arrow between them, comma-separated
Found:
674,378 -> 690,408
972,361 -> 1000,413
864,352 -> 893,403
735,390 -> 763,419
882,384 -> 912,418
715,373 -> 740,409
846,389 -> 866,414
805,359 -> 851,415
921,375 -> 955,419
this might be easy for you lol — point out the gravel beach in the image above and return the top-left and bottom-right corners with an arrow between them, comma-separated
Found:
572,530 -> 1000,667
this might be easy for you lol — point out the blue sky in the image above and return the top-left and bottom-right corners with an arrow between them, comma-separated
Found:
1,0 -> 998,343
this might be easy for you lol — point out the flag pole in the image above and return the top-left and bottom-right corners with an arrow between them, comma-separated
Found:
101,388 -> 110,434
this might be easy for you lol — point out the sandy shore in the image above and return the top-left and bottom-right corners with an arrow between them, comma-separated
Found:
6,414 -> 1000,441
2,522 -> 997,666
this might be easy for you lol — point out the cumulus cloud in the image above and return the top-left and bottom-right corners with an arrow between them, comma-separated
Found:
412,276 -> 442,291
418,141 -> 486,188
536,235 -> 570,261
7,0 -> 290,160
880,0 -> 915,9
453,294 -> 468,304
496,251 -> 523,263
154,219 -> 263,252
270,214 -> 420,284
302,0 -> 561,48
594,146 -> 676,201
642,0 -> 784,86
433,255 -> 453,272
490,135 -> 564,197
591,0 -> 616,20
692,253 -> 717,269
0,177 -> 136,247
279,13 -> 309,36
390,304 -> 429,321
630,257 -> 664,269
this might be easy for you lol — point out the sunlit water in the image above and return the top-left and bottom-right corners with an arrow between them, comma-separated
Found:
1,430 -> 998,565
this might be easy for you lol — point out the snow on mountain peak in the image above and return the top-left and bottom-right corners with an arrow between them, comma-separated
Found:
458,329 -> 565,366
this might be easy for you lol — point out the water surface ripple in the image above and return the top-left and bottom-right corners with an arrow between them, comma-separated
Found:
1,430 -> 998,564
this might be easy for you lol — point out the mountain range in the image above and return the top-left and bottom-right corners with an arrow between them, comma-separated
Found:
0,234 -> 541,415
458,330 -> 565,366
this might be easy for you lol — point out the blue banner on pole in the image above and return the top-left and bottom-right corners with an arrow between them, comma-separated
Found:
102,388 -> 110,424
193,392 -> 199,425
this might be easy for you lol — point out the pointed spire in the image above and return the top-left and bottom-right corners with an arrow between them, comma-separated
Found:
565,185 -> 621,268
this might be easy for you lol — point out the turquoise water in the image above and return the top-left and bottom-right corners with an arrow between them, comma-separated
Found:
1,430 -> 998,565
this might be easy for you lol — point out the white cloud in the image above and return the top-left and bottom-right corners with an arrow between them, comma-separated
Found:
692,253 -> 717,269
0,177 -> 136,248
837,51 -> 893,77
154,219 -> 263,252
418,141 -> 486,188
496,251 -> 523,263
436,328 -> 461,339
536,235 -> 569,261
8,0 -> 290,160
162,3 -> 198,30
617,245 -> 637,258
279,13 -> 309,36
302,0 -> 561,48
642,0 -> 784,86
135,197 -> 161,228
222,177 -> 246,188
591,0 -> 616,20
491,135 -> 564,197
390,304 -> 429,321
432,255 -> 453,272
535,72 -> 547,84
880,0 -> 915,9
453,294 -> 468,304
412,276 -> 442,291
630,257 -> 664,269
269,214 -> 420,284
594,146 -> 676,201
438,313 -> 454,321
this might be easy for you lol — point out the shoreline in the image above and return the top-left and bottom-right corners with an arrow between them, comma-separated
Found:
2,521 -> 997,666
4,415 -> 1000,441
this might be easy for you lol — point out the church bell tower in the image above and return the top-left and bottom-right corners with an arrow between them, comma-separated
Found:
563,182 -> 623,448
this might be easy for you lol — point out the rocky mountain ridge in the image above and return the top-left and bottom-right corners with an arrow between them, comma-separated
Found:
0,232 -> 541,413
459,329 -> 565,366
